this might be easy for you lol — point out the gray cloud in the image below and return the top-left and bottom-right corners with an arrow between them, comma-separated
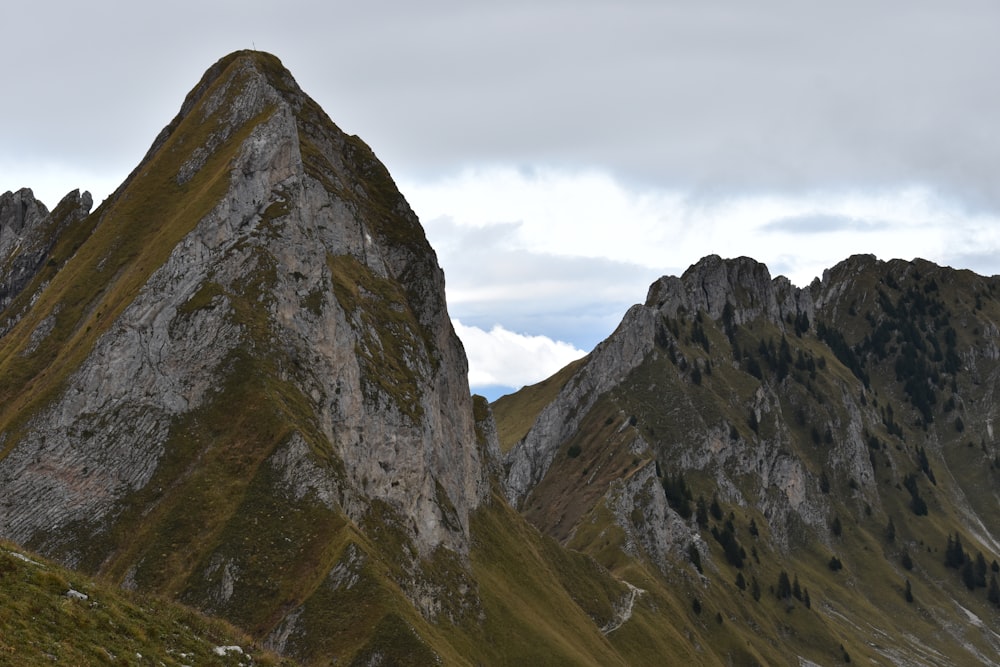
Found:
762,215 -> 890,235
937,251 -> 1000,279
423,216 -> 658,350
5,0 -> 999,379
3,1 -> 999,211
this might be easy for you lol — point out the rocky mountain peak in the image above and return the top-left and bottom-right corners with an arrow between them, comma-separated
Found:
0,187 -> 92,323
0,52 -> 491,650
645,254 -> 812,330
132,51 -> 299,179
497,249 -> 1000,663
0,188 -> 48,242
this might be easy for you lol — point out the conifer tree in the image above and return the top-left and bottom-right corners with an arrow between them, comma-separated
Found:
688,543 -> 702,574
945,533 -> 966,569
710,494 -> 723,521
975,552 -> 988,588
696,496 -> 709,528
962,561 -> 977,590
777,570 -> 792,599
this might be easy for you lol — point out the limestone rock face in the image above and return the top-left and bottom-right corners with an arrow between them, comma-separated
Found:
502,256 -> 828,567
646,254 -> 813,327
0,188 -> 92,323
503,304 -> 658,507
0,51 -> 485,583
604,460 -> 695,572
0,189 -> 48,265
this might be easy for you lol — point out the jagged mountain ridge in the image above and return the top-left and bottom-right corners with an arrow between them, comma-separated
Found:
3,48 -> 1000,665
0,188 -> 92,325
496,252 -> 1000,664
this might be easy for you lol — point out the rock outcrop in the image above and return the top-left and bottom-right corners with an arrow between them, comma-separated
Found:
503,304 -> 658,507
0,188 -> 92,325
645,254 -> 813,326
504,255 -> 828,530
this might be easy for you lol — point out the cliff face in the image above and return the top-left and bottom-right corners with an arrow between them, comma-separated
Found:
0,51 -> 492,660
0,188 -> 92,327
0,189 -> 50,303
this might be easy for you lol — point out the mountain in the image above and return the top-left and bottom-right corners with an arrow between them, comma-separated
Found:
0,51 -> 489,567
0,50 -> 643,666
496,253 -> 1000,664
2,50 -> 1000,665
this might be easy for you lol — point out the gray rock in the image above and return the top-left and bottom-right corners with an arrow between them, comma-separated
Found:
0,52 -> 485,568
0,188 -> 92,326
503,303 -> 658,507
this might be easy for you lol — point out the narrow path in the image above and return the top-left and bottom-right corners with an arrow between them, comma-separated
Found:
601,581 -> 645,635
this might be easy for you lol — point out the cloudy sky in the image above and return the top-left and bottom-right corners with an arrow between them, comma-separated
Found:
3,1 -> 999,399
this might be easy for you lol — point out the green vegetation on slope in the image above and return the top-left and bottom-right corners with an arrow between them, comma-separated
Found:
465,493 -> 628,665
0,541 -> 295,666
496,257 -> 1000,664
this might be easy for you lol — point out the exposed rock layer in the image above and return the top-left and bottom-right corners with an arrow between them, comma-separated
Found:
0,53 -> 488,655
0,188 -> 92,325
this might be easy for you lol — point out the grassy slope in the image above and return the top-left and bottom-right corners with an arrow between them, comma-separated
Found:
0,541 -> 295,667
462,493 -> 628,665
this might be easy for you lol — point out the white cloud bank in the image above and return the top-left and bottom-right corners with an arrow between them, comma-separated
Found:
452,320 -> 586,393
409,168 -> 1000,398
405,167 -> 997,290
